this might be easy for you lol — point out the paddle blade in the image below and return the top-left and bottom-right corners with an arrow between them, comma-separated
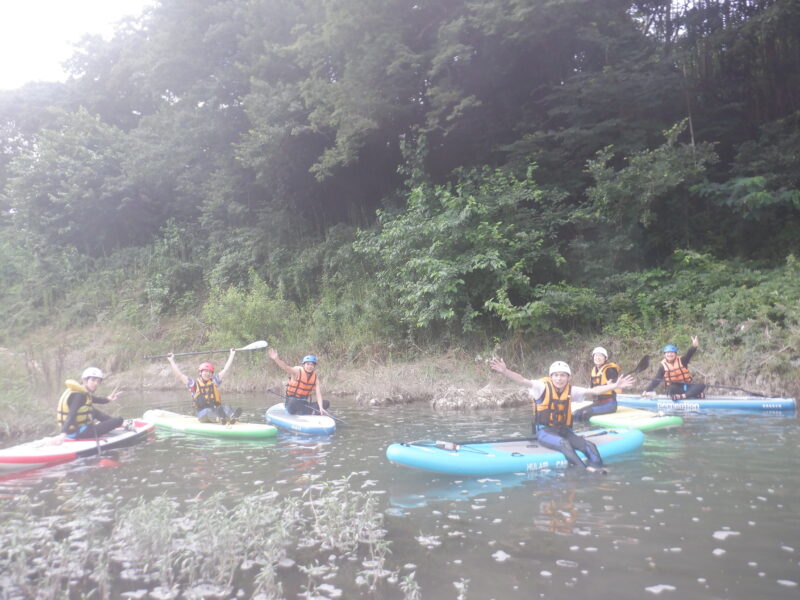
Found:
238,340 -> 268,351
632,356 -> 650,374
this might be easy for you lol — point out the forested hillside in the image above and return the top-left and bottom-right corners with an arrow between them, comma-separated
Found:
1,0 -> 798,390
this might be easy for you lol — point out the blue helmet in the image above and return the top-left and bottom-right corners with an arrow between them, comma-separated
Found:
662,344 -> 678,353
302,354 -> 318,364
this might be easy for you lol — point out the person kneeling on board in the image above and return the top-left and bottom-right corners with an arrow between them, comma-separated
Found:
491,358 -> 634,472
56,367 -> 130,441
268,348 -> 330,416
167,350 -> 241,424
573,346 -> 622,422
642,336 -> 706,400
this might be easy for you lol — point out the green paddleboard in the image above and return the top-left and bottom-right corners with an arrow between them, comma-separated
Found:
573,403 -> 683,431
142,409 -> 278,439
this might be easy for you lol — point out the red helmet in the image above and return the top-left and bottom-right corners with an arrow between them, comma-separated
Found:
198,362 -> 215,373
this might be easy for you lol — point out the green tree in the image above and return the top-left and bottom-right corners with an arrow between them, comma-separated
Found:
585,121 -> 718,270
3,108 -> 149,256
355,166 -> 568,335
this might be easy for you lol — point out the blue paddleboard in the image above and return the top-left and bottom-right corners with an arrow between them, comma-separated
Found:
616,394 -> 796,413
265,402 -> 336,435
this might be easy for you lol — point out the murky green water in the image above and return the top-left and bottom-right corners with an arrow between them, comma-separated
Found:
1,391 -> 798,599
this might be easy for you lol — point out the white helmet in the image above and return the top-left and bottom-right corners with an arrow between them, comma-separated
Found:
81,367 -> 104,380
548,361 -> 571,376
591,346 -> 608,358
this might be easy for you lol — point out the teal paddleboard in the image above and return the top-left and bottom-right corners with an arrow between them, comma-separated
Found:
386,429 -> 644,476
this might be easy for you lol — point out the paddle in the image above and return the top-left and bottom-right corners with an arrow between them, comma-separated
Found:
701,383 -> 766,398
647,378 -> 766,398
266,389 -> 348,425
630,355 -> 650,375
90,421 -> 102,456
634,351 -> 772,398
143,340 -> 268,359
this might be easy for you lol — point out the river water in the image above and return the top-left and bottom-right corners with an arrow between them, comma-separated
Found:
1,391 -> 798,599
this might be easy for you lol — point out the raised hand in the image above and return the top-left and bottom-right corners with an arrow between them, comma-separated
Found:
489,358 -> 507,374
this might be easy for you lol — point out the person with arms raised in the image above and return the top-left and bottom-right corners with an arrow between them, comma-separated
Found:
490,358 -> 634,472
167,349 -> 241,424
642,336 -> 706,400
269,348 -> 330,416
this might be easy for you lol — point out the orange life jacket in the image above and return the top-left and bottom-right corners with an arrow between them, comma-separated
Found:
661,356 -> 692,384
286,368 -> 317,399
193,377 -> 221,410
534,378 -> 573,428
590,362 -> 621,404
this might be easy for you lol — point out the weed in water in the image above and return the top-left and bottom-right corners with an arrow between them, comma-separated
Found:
0,477 -> 403,599
400,571 -> 422,600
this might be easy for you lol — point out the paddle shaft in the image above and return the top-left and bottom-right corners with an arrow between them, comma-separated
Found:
144,340 -> 267,359
266,389 -> 347,424
91,421 -> 102,456
647,378 -> 765,398
702,383 -> 765,397
423,429 -> 611,449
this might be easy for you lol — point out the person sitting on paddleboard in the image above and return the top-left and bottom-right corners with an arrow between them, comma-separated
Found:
573,346 -> 621,422
167,350 -> 241,424
56,367 -> 130,442
269,348 -> 330,416
490,358 -> 634,472
642,336 -> 706,400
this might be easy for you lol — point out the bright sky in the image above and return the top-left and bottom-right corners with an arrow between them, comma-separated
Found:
0,0 -> 155,90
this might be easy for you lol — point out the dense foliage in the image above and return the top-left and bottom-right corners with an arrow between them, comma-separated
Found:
1,1 -> 798,384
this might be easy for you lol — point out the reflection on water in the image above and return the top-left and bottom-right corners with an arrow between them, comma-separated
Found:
536,490 -> 578,534
1,390 -> 798,599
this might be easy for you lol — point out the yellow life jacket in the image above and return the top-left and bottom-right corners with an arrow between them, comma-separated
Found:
193,377 -> 221,409
534,378 -> 573,428
590,362 -> 621,404
56,382 -> 93,433
662,356 -> 692,384
286,368 -> 317,399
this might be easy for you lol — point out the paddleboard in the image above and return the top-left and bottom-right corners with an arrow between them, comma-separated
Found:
265,403 -> 336,435
616,394 -> 796,413
572,401 -> 683,431
385,428 -> 644,476
142,409 -> 277,439
0,420 -> 154,475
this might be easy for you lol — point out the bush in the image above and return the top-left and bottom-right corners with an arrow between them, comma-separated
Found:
485,283 -> 604,335
202,273 -> 301,350
355,166 -> 569,335
309,279 -> 403,361
142,221 -> 206,315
